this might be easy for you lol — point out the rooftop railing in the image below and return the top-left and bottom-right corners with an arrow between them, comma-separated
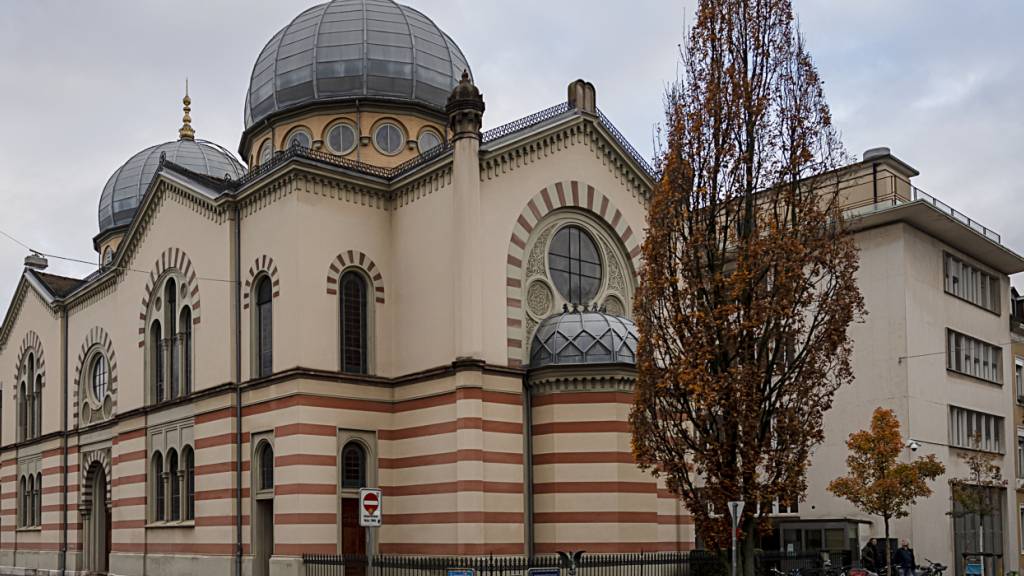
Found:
911,186 -> 1001,243
844,186 -> 1002,245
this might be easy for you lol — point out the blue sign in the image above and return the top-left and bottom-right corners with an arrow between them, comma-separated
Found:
964,563 -> 983,576
528,568 -> 560,576
448,569 -> 475,576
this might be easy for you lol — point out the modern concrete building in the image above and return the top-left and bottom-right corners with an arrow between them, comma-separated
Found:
752,148 -> 1024,576
0,1 -> 693,575
1010,289 -> 1024,572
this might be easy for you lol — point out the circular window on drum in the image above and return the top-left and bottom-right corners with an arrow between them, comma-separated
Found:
373,122 -> 405,155
548,225 -> 602,304
257,139 -> 273,165
286,128 -> 312,150
326,122 -> 357,155
417,129 -> 441,154
90,353 -> 108,403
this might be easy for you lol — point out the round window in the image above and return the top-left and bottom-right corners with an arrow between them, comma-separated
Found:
258,140 -> 273,165
102,247 -> 113,266
91,354 -> 108,402
327,122 -> 357,155
287,129 -> 311,150
418,130 -> 441,154
548,225 -> 602,304
373,122 -> 405,155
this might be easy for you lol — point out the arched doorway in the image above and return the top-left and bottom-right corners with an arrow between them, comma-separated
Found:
253,441 -> 275,576
83,461 -> 111,574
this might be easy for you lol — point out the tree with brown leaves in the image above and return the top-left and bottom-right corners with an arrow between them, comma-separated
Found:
629,0 -> 864,573
829,408 -> 945,576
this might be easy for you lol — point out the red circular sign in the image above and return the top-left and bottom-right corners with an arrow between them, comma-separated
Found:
362,491 -> 380,515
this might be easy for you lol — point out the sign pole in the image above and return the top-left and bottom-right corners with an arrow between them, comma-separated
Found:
728,501 -> 745,576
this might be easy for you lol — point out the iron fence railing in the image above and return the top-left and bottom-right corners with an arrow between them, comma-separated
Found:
482,102 -> 572,143
596,108 -> 657,178
302,551 -> 837,576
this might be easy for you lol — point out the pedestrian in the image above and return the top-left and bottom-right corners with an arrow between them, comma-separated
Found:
862,538 -> 878,573
894,540 -> 916,576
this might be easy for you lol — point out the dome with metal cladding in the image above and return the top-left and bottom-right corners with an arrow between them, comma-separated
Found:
98,139 -> 245,234
529,307 -> 639,369
244,0 -> 472,128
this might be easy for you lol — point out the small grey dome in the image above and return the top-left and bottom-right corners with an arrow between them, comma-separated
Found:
244,0 -> 472,128
530,309 -> 639,369
98,139 -> 244,234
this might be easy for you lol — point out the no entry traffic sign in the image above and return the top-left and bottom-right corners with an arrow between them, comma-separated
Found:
359,488 -> 382,527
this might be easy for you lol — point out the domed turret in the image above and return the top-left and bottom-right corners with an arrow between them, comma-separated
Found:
97,90 -> 244,235
529,307 -> 639,369
243,0 -> 472,129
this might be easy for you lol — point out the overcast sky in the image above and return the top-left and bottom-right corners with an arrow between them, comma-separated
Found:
1,0 -> 1022,315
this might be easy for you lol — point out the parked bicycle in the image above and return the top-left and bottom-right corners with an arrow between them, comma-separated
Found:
917,559 -> 947,576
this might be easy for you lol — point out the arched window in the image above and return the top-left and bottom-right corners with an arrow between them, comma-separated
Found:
165,279 -> 179,400
151,320 -> 163,403
183,446 -> 195,521
258,442 -> 274,491
18,476 -> 25,526
27,474 -> 35,527
25,354 -> 35,440
180,307 -> 192,396
340,271 -> 368,374
168,449 -> 180,521
548,225 -> 602,304
35,472 -> 42,527
341,442 -> 366,490
91,353 -> 108,402
153,452 -> 165,522
33,375 -> 42,438
18,381 -> 27,441
255,276 -> 273,378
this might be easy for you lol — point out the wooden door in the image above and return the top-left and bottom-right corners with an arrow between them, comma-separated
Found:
341,498 -> 366,576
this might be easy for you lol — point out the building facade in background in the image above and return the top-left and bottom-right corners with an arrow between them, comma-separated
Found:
0,1 -> 688,575
753,150 -> 1023,576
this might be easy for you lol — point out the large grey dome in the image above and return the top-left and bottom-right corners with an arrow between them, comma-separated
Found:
244,0 -> 472,128
98,139 -> 244,234
530,309 -> 639,369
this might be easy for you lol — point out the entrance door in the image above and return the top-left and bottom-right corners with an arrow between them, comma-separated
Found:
341,498 -> 366,576
85,462 -> 110,574
253,498 -> 274,576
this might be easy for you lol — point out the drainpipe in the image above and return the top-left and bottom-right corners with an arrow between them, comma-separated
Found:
60,305 -> 68,576
522,376 -> 534,558
234,204 -> 243,576
872,161 -> 878,205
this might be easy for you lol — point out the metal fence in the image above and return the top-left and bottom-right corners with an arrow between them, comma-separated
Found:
303,551 -> 838,576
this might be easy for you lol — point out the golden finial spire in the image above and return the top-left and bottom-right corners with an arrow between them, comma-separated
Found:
178,78 -> 195,140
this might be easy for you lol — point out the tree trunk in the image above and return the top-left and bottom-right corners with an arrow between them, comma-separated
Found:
883,516 -> 892,576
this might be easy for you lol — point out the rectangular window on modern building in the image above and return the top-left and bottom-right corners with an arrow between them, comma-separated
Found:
946,329 -> 1002,384
949,406 -> 1004,453
944,253 -> 1000,313
1018,429 -> 1024,480
1020,506 -> 1024,554
1017,357 -> 1024,403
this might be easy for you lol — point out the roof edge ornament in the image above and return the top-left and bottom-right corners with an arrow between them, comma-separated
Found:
446,70 -> 485,141
179,79 -> 195,141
